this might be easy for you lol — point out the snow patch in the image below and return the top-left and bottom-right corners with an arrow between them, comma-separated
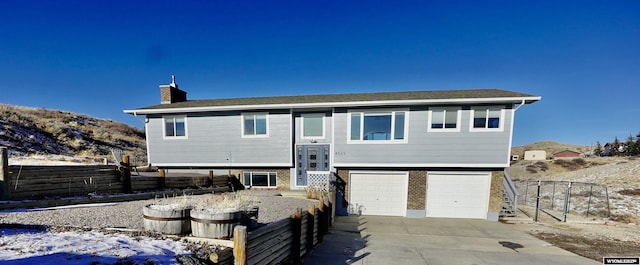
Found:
0,228 -> 189,264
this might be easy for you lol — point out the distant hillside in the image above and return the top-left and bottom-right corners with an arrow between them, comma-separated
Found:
0,104 -> 145,163
511,141 -> 592,159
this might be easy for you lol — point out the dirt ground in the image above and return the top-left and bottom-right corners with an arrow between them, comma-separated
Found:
505,154 -> 640,261
511,220 -> 640,261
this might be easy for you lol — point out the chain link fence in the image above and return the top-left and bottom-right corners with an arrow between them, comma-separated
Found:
516,180 -> 610,222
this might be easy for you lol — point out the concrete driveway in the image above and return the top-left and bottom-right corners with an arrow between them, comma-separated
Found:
303,215 -> 600,265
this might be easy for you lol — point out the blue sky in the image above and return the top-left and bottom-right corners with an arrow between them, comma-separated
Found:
1,0 -> 638,146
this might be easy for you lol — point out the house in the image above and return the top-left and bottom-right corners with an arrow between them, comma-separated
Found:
524,150 -> 546,161
603,142 -> 626,156
553,150 -> 581,159
124,78 -> 540,220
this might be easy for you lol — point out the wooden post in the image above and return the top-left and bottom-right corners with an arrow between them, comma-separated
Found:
327,201 -> 333,229
208,170 -> 214,186
0,147 -> 10,200
290,208 -> 302,264
159,169 -> 166,188
307,205 -> 315,249
233,225 -> 247,265
317,200 -> 325,242
329,191 -> 336,226
122,155 -> 132,193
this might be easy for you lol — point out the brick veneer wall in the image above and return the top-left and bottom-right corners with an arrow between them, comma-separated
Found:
336,169 -> 350,200
407,170 -> 427,210
160,85 -> 187,104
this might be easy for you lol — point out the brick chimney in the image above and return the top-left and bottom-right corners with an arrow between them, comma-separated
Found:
160,75 -> 187,104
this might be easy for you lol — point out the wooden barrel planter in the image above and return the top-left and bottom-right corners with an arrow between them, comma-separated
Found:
143,204 -> 192,235
190,210 -> 241,239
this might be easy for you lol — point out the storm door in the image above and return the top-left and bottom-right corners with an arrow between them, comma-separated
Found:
295,145 -> 330,186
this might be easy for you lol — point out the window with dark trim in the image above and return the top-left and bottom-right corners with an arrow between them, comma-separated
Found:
164,116 -> 186,138
429,107 -> 460,132
471,107 -> 503,131
348,111 -> 407,142
243,172 -> 277,187
242,113 -> 268,137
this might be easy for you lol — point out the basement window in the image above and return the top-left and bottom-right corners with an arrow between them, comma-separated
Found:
243,172 -> 277,187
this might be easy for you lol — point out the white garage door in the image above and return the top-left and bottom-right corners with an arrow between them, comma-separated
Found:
426,172 -> 491,219
349,172 -> 408,216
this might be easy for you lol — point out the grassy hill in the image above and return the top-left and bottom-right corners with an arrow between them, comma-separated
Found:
0,104 -> 145,164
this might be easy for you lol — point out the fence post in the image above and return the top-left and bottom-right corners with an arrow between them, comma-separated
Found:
307,205 -> 315,249
0,147 -> 10,200
327,201 -> 333,229
159,169 -> 166,188
562,182 -> 572,222
524,181 -> 529,205
291,208 -> 302,264
586,184 -> 594,217
551,181 -> 556,209
233,225 -> 247,265
534,181 -> 541,222
604,186 -> 611,218
317,201 -> 325,243
122,155 -> 132,193
208,170 -> 214,186
329,191 -> 336,226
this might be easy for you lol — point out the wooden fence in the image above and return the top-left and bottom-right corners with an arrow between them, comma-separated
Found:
0,147 -> 230,200
232,199 -> 333,265
5,165 -> 124,200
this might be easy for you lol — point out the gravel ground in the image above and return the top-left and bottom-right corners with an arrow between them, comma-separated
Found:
0,190 -> 317,230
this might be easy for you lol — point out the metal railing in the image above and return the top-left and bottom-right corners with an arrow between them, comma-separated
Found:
517,180 -> 610,222
503,171 -> 519,214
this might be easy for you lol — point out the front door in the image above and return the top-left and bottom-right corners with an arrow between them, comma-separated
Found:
296,145 -> 330,186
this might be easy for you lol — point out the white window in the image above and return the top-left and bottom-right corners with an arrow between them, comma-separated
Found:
428,107 -> 461,132
348,110 -> 407,143
301,113 -> 325,139
470,107 -> 504,131
163,116 -> 187,138
243,172 -> 277,187
242,113 -> 268,137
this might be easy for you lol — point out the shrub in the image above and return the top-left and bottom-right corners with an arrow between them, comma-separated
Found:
618,189 -> 640,196
610,213 -> 639,224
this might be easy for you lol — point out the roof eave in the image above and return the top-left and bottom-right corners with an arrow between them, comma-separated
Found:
124,96 -> 542,115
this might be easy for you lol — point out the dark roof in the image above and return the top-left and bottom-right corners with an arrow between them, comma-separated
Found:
128,89 -> 539,113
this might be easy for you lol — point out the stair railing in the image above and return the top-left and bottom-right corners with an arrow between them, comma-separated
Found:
503,171 -> 518,212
